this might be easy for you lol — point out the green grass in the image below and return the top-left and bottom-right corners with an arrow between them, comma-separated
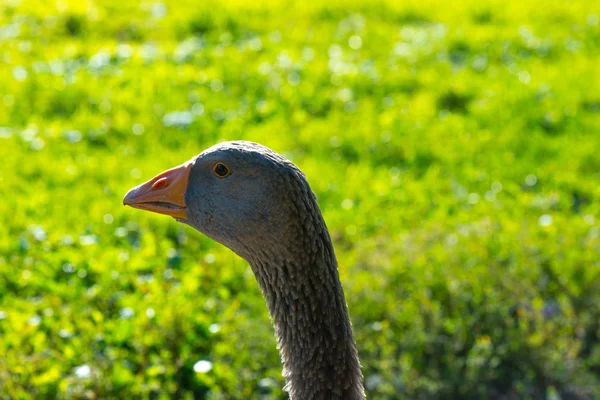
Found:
1,0 -> 600,398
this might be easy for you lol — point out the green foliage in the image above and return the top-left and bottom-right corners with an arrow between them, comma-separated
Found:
1,0 -> 599,398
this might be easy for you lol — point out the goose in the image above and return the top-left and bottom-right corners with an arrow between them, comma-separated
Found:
123,141 -> 365,399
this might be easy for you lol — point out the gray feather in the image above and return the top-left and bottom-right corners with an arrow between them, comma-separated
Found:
184,141 -> 365,399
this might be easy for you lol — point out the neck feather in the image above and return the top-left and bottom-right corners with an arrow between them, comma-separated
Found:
247,229 -> 365,400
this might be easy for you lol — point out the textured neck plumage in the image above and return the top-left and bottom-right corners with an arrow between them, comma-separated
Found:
245,217 -> 365,399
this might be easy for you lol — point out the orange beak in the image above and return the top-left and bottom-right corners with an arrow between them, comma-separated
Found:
123,161 -> 193,220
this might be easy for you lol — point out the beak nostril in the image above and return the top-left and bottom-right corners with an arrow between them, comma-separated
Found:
152,178 -> 168,190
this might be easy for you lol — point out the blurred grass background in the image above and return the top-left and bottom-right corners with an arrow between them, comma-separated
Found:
1,0 -> 600,398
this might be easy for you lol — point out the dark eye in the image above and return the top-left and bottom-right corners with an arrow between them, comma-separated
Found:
213,162 -> 230,178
